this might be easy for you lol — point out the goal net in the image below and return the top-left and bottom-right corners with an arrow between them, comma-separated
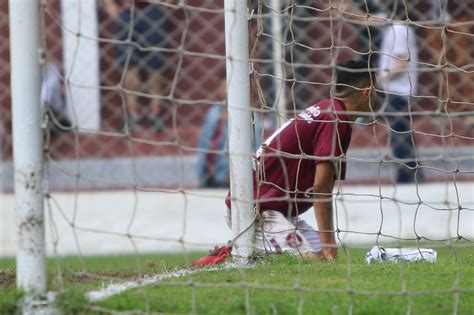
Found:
1,0 -> 473,313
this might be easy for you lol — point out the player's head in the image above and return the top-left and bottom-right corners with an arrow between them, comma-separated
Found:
334,59 -> 376,113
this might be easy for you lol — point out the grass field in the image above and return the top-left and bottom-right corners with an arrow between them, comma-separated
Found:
1,244 -> 474,314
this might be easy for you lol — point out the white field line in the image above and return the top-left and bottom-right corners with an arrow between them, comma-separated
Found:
86,262 -> 251,302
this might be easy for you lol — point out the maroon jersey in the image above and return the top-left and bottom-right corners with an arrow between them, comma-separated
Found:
225,99 -> 352,217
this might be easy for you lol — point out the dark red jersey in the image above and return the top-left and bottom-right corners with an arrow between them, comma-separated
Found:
225,99 -> 352,217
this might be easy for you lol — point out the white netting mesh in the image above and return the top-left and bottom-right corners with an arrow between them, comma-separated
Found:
1,0 -> 473,313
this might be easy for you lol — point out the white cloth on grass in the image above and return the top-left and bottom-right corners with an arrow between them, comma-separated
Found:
365,246 -> 437,264
225,208 -> 322,255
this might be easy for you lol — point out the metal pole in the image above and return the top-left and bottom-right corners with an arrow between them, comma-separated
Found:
9,0 -> 46,294
224,0 -> 255,259
270,0 -> 287,127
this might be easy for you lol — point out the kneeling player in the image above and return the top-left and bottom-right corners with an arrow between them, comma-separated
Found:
192,60 -> 376,266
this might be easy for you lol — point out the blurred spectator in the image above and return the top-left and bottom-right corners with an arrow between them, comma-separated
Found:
377,0 -> 420,183
103,0 -> 174,133
40,60 -> 72,134
197,82 -> 262,188
423,0 -> 474,126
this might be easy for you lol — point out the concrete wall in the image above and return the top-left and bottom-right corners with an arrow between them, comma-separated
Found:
1,183 -> 472,257
1,147 -> 472,192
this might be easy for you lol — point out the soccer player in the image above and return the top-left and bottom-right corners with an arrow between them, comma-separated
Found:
192,60 -> 376,266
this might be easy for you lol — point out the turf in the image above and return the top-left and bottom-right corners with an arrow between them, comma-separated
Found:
1,246 -> 473,314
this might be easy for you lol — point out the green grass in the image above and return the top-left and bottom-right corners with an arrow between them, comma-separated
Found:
0,253 -> 203,314
1,246 -> 473,314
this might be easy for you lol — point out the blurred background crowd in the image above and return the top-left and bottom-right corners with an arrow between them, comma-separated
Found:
0,0 -> 472,190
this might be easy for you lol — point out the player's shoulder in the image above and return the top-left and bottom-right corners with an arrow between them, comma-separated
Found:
314,99 -> 346,115
296,99 -> 344,122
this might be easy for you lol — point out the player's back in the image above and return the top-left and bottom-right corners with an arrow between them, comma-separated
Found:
251,99 -> 351,215
257,99 -> 349,162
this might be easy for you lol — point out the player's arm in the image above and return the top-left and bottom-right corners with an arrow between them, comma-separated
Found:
313,161 -> 337,260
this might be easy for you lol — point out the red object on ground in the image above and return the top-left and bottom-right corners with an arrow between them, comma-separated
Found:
191,245 -> 232,267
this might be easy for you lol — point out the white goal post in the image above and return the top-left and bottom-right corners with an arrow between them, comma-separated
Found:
9,0 -> 46,294
9,0 -> 260,294
224,0 -> 255,260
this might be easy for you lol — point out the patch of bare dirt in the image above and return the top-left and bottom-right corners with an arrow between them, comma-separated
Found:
0,269 -> 15,288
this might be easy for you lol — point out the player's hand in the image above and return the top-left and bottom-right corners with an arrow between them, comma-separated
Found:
322,247 -> 338,261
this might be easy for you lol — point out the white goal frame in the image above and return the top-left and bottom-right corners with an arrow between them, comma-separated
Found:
9,0 -> 473,307
224,0 -> 255,260
10,0 -> 259,296
9,0 -> 46,295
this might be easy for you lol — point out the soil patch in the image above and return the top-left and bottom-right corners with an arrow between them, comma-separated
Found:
0,269 -> 15,288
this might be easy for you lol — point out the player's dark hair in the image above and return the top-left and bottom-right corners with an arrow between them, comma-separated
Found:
334,59 -> 375,99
